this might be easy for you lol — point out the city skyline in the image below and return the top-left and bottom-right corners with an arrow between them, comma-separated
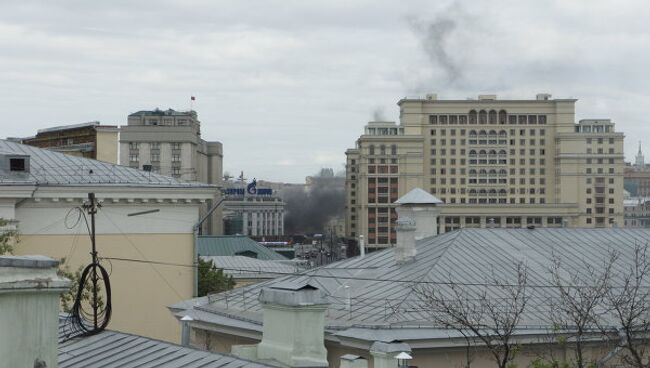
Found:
1,0 -> 649,182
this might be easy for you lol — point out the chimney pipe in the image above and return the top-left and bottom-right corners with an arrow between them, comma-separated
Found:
0,256 -> 69,368
359,235 -> 365,257
232,281 -> 330,367
370,341 -> 412,368
394,188 -> 442,264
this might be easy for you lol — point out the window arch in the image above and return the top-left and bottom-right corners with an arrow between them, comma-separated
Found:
499,130 -> 507,137
479,149 -> 487,155
391,144 -> 397,155
499,149 -> 507,155
479,110 -> 487,124
489,110 -> 497,124
499,110 -> 507,124
469,149 -> 477,156
479,169 -> 487,176
489,130 -> 497,136
469,110 -> 477,124
380,145 -> 386,155
489,189 -> 497,195
489,149 -> 497,155
479,189 -> 487,195
469,130 -> 477,137
469,189 -> 477,195
469,169 -> 477,175
499,189 -> 507,196
489,169 -> 497,176
499,169 -> 507,176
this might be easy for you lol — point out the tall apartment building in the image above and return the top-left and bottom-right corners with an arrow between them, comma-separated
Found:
120,108 -> 224,234
17,122 -> 118,163
346,94 -> 625,249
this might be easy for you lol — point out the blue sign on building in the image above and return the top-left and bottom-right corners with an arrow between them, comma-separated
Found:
224,178 -> 272,196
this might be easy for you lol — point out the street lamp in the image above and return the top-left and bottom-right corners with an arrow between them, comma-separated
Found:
395,352 -> 412,367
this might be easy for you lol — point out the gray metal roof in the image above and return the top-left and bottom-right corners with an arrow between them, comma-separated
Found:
180,228 -> 650,342
58,330 -> 273,368
201,256 -> 305,279
0,139 -> 213,188
197,236 -> 287,260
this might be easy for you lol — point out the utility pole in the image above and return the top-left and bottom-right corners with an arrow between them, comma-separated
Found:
85,193 -> 100,329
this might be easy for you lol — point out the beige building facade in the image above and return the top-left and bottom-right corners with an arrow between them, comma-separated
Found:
346,94 -> 625,248
17,122 -> 119,164
120,108 -> 224,234
0,139 -> 217,343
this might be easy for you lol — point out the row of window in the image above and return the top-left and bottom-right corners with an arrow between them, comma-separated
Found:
431,148 -> 547,156
430,176 -> 548,185
429,112 -> 548,125
432,128 -> 547,137
128,142 -> 182,150
368,145 -> 397,155
431,138 -> 547,146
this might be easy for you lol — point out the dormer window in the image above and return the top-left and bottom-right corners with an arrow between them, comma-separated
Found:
10,158 -> 25,171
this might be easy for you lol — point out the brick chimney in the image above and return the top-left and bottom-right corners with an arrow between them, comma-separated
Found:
232,280 -> 330,367
0,256 -> 70,368
394,188 -> 442,264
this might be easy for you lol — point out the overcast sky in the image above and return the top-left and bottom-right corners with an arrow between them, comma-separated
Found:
1,0 -> 649,182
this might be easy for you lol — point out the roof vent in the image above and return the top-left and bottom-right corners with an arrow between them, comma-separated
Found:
0,154 -> 30,173
478,94 -> 497,100
536,93 -> 552,100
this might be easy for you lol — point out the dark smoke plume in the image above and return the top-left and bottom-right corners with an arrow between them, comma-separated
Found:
372,106 -> 386,121
407,2 -> 468,86
283,169 -> 345,235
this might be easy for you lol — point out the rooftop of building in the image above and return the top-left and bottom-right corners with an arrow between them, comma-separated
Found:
58,327 -> 273,368
128,108 -> 197,117
35,121 -> 111,135
197,235 -> 288,260
398,93 -> 578,104
177,228 -> 650,344
0,139 -> 213,188
201,255 -> 306,279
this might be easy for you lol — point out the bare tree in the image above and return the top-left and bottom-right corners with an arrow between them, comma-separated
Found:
416,261 -> 529,368
605,243 -> 650,368
547,253 -> 618,368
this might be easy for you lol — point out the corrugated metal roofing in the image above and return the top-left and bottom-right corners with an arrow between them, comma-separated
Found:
202,256 -> 305,279
197,236 -> 287,260
0,139 -> 213,188
183,228 -> 650,341
58,330 -> 273,368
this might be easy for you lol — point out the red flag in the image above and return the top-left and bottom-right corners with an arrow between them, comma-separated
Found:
191,96 -> 196,101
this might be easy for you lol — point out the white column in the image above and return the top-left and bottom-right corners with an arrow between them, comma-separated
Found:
242,212 -> 249,235
274,211 -> 280,235
251,212 -> 258,236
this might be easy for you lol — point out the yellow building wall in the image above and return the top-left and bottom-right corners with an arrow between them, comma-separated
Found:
16,233 -> 193,343
96,129 -> 119,164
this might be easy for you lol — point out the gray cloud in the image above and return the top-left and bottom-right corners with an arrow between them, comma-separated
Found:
0,0 -> 649,181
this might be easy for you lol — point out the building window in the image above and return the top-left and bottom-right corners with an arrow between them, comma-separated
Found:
172,142 -> 181,150
172,154 -> 181,162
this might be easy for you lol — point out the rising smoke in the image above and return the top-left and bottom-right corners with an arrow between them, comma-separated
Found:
282,168 -> 345,235
407,2 -> 471,87
372,106 -> 386,121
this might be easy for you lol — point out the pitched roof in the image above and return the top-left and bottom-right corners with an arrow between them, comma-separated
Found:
201,256 -> 305,279
58,330 -> 273,368
394,187 -> 443,204
0,139 -> 212,188
179,228 -> 650,343
197,236 -> 287,260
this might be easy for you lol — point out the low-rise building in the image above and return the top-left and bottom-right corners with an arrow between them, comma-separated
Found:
0,139 -> 217,342
222,180 -> 285,239
173,188 -> 649,368
624,196 -> 650,227
16,121 -> 119,163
